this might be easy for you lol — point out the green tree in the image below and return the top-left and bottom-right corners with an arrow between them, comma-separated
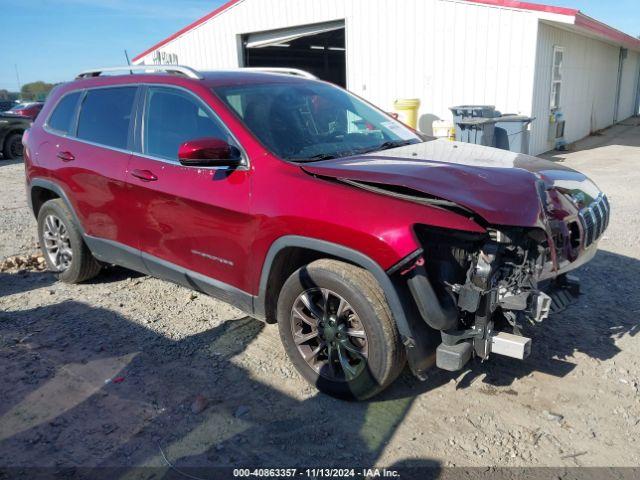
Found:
20,81 -> 55,101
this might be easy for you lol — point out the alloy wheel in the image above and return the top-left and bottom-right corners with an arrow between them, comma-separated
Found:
290,288 -> 368,381
42,214 -> 73,271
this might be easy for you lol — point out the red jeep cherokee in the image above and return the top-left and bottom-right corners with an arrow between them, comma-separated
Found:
24,65 -> 609,399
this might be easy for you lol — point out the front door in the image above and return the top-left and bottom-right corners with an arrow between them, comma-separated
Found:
126,85 -> 254,300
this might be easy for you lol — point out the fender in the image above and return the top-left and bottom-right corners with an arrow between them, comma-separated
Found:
28,178 -> 86,234
255,235 -> 439,377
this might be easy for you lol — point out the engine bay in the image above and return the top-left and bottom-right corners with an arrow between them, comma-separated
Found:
402,225 -> 581,372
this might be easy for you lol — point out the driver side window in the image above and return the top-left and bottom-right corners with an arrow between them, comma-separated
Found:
143,87 -> 235,161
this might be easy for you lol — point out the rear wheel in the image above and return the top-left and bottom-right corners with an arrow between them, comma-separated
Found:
37,199 -> 101,283
277,259 -> 405,400
2,133 -> 23,160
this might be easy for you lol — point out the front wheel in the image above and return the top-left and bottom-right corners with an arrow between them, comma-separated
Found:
277,259 -> 405,400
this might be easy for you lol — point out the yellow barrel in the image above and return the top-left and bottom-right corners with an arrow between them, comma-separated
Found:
393,98 -> 421,129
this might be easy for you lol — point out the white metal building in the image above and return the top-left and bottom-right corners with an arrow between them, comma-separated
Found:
133,0 -> 640,155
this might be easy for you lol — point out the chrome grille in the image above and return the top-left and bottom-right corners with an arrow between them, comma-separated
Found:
593,203 -> 603,237
602,196 -> 610,230
578,195 -> 610,247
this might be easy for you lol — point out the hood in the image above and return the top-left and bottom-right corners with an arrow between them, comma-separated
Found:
301,139 -> 601,227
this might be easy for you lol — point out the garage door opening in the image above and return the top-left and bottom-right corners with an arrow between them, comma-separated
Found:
242,21 -> 346,87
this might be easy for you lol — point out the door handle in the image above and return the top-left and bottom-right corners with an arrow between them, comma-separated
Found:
131,169 -> 158,182
56,151 -> 75,162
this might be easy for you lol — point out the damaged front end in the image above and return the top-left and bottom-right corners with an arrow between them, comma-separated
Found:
395,224 -> 584,374
299,140 -> 610,376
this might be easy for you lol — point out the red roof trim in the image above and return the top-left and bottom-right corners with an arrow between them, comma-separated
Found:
132,0 -> 242,62
575,13 -> 640,51
468,0 -> 640,50
465,0 -> 578,16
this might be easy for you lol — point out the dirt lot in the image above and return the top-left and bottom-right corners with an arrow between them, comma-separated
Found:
1,121 -> 639,476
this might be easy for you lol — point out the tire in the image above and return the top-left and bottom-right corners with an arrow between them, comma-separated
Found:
277,259 -> 405,400
2,133 -> 23,160
37,199 -> 101,283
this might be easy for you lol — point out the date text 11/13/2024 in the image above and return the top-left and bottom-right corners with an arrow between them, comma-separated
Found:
232,468 -> 400,478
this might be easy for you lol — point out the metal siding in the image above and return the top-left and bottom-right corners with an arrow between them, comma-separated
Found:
530,22 -> 622,155
134,0 -> 538,135
617,50 -> 640,121
343,0 -> 538,131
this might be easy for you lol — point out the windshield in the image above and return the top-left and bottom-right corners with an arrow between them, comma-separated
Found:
213,82 -> 422,161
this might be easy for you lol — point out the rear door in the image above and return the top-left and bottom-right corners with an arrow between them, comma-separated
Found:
127,85 -> 254,297
71,86 -> 140,254
43,86 -> 141,261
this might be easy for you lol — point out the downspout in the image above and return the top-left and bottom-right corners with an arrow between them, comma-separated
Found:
613,47 -> 627,123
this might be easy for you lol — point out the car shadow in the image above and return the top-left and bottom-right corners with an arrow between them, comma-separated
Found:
86,265 -> 146,285
0,248 -> 636,475
0,299 -> 440,477
0,271 -> 56,297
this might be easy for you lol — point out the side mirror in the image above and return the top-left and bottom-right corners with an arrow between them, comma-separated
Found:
178,137 -> 243,167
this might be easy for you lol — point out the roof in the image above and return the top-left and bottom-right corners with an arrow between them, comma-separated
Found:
133,0 -> 244,62
467,0 -> 640,50
133,0 -> 640,62
465,0 -> 578,16
200,70 -> 316,86
61,70 -> 314,91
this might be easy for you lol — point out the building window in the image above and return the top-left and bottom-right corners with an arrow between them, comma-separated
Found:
550,46 -> 564,110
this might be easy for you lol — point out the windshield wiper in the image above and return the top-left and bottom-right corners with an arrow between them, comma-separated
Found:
288,153 -> 340,162
360,140 -> 418,154
288,140 -> 418,162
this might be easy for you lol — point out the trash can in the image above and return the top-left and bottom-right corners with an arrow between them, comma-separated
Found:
450,105 -> 500,141
393,98 -> 421,129
494,115 -> 535,154
450,105 -> 499,122
454,117 -> 497,147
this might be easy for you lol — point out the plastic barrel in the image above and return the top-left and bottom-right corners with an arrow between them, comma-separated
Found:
393,98 -> 421,129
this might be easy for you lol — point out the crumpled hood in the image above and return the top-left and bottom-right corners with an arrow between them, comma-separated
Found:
301,139 -> 601,227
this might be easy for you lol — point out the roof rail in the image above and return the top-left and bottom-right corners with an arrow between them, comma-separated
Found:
241,67 -> 318,80
76,65 -> 203,80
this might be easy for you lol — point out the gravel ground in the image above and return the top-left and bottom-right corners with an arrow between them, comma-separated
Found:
1,122 -> 639,475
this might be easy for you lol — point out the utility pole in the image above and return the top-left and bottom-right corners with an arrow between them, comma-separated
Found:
14,64 -> 21,94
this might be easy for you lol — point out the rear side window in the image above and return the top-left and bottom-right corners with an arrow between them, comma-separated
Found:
47,92 -> 81,134
77,87 -> 137,149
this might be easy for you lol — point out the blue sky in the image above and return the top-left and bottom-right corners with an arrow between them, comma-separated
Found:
1,0 -> 638,91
